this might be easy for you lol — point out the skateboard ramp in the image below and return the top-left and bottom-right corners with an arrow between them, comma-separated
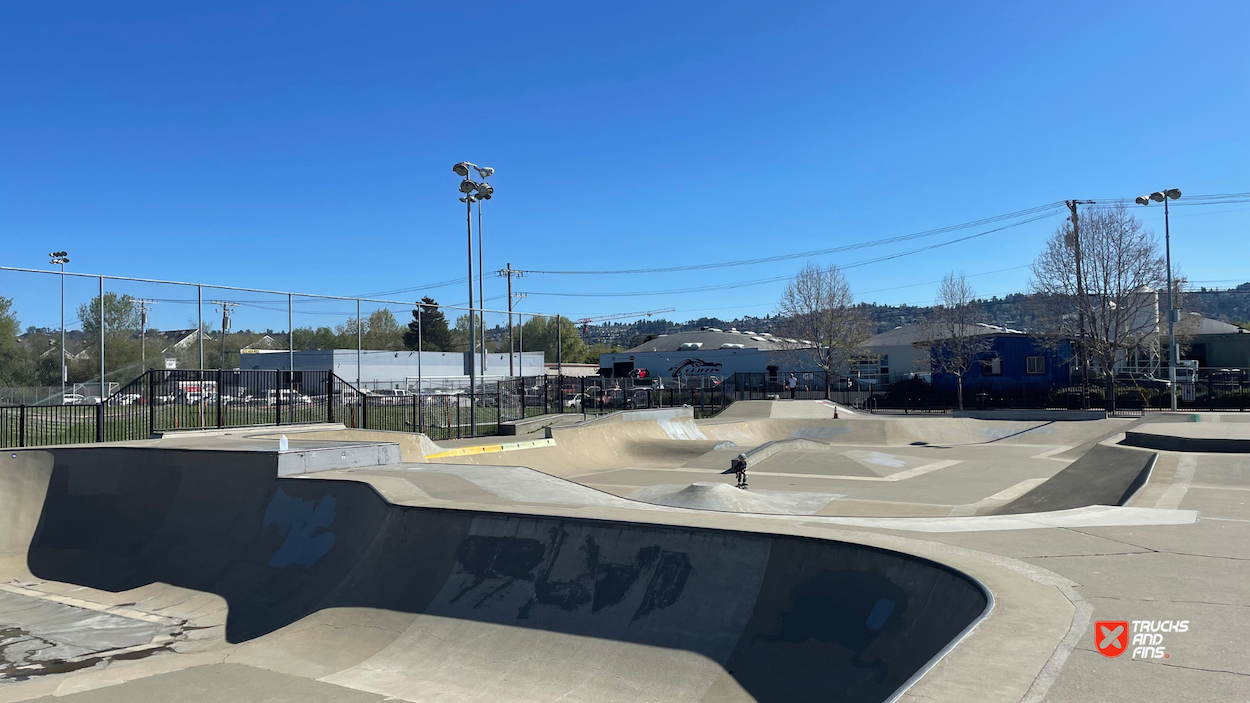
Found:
5,446 -> 990,703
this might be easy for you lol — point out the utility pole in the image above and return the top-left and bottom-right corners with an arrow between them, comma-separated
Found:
1066,200 -> 1095,409
137,299 -> 159,369
211,301 -> 238,370
496,264 -> 527,376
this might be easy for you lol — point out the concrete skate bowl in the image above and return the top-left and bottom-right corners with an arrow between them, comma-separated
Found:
7,447 -> 990,703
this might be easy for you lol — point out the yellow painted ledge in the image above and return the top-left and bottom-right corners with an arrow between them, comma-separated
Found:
425,438 -> 556,460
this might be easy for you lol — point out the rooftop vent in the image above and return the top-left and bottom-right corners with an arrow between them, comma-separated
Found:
679,342 -> 704,350
719,343 -> 745,349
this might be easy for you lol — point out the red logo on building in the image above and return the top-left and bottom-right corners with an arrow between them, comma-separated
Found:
1095,621 -> 1129,658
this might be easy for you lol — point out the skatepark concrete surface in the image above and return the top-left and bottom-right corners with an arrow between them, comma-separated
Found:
0,400 -> 1246,702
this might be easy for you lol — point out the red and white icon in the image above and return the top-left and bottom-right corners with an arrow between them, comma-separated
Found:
1095,621 -> 1129,658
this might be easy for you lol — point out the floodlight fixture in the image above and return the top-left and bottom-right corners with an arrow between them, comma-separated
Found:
1164,188 -> 1181,199
474,166 -> 494,179
1150,191 -> 1166,202
1135,196 -> 1151,206
476,182 -> 494,200
459,178 -> 479,194
453,161 -> 476,177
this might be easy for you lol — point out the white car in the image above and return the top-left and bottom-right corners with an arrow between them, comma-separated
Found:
61,393 -> 86,405
108,393 -> 142,406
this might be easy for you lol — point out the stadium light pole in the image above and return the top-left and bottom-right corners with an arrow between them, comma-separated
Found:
49,252 -> 70,401
1136,188 -> 1182,411
474,172 -> 494,384
454,162 -> 481,436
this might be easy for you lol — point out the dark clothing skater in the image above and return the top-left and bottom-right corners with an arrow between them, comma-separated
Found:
733,453 -> 749,490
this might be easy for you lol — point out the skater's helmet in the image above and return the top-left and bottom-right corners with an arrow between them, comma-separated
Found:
737,453 -> 747,460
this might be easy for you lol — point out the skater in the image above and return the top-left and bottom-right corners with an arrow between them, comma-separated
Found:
733,452 -> 749,490
787,373 -> 798,399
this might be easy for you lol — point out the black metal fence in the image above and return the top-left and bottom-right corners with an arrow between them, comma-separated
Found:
0,370 -> 745,448
7,368 -> 1245,448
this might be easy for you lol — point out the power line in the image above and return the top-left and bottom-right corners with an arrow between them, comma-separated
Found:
519,211 -> 1059,298
521,202 -> 1066,276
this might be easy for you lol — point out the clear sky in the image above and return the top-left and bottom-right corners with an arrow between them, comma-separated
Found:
2,1 -> 1247,335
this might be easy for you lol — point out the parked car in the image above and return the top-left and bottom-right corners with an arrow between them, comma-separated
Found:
108,393 -> 143,406
563,393 -> 586,409
222,392 -> 256,406
370,388 -> 411,405
1114,371 -> 1170,390
262,389 -> 312,405
61,393 -> 86,405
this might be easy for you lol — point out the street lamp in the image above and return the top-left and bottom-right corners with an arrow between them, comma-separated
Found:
49,251 -> 69,401
1135,188 -> 1182,411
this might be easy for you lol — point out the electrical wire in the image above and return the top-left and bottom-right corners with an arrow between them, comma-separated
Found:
519,211 -> 1059,298
522,202 -> 1066,275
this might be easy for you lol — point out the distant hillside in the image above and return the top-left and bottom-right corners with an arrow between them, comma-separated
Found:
580,284 -> 1250,345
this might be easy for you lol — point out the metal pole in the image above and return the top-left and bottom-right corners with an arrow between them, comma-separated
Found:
556,314 -> 562,374
1068,201 -> 1089,409
197,285 -> 204,370
356,299 -> 362,387
288,292 -> 294,386
60,262 -> 66,401
1164,197 -> 1177,411
477,199 -> 486,383
466,195 -> 477,436
507,263 -> 514,377
519,312 -> 524,376
98,276 -> 105,400
417,303 -> 423,393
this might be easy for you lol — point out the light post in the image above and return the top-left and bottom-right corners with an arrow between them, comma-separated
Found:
49,252 -> 69,401
474,170 -> 494,384
452,161 -> 493,436
1135,188 -> 1182,411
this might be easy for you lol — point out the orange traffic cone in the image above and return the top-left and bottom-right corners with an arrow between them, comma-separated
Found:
834,406 -> 839,419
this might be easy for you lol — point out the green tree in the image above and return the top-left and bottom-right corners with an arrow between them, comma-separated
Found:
0,297 -> 37,388
76,292 -> 143,375
363,309 -> 404,350
520,315 -> 588,365
404,297 -> 454,351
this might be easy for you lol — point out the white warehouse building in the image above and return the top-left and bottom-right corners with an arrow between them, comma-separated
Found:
240,349 -> 545,392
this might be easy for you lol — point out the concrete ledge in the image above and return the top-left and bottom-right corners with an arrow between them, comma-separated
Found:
953,409 -> 1107,421
743,437 -> 830,465
1123,430 -> 1250,453
277,442 -> 403,476
151,423 -> 348,438
498,413 -> 583,436
425,438 -> 557,460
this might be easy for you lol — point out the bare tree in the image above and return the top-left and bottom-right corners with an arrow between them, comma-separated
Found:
776,263 -> 873,398
1030,204 -> 1168,410
916,273 -> 995,410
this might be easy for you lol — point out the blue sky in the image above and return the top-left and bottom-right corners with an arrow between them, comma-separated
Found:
2,1 -> 1247,335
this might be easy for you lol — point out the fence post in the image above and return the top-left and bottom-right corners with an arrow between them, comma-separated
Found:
148,371 -> 155,435
275,370 -> 282,425
327,372 -> 335,424
96,402 -> 104,442
19,405 -> 25,448
217,369 -> 224,428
